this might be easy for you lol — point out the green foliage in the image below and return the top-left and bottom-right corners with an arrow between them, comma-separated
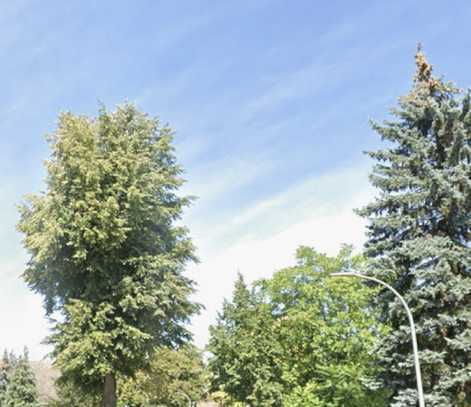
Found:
119,344 -> 208,407
0,348 -> 38,407
209,246 -> 389,406
209,390 -> 246,407
358,49 -> 471,406
52,344 -> 207,406
0,350 -> 11,404
49,379 -> 100,407
18,104 -> 200,401
117,371 -> 152,407
209,272 -> 284,406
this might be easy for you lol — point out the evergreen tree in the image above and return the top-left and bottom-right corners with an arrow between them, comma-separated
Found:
18,104 -> 200,407
2,348 -> 38,407
209,273 -> 284,406
0,350 -> 12,404
358,47 -> 471,406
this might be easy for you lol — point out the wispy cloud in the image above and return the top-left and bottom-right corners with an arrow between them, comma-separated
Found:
183,154 -> 276,205
186,161 -> 374,349
2,0 -> 470,361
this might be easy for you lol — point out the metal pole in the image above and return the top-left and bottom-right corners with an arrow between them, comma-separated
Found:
330,272 -> 425,407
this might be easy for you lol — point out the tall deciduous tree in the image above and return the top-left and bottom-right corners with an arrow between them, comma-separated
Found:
18,104 -> 200,407
358,48 -> 471,406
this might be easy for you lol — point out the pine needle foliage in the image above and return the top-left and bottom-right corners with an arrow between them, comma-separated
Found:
358,47 -> 471,406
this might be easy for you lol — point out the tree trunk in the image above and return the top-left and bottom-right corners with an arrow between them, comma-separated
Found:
102,373 -> 117,407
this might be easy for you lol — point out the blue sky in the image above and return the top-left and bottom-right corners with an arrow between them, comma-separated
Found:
1,0 -> 471,360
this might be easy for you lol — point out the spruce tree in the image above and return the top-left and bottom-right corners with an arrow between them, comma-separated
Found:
0,350 -> 12,404
18,104 -> 200,407
358,47 -> 471,406
2,348 -> 38,407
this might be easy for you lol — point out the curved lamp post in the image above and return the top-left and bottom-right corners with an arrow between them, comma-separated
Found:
330,272 -> 425,407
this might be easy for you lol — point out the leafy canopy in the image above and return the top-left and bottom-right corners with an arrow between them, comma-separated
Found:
119,344 -> 208,407
18,104 -> 200,394
209,246 -> 389,407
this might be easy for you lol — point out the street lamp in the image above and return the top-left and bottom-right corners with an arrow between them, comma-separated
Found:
330,272 -> 425,407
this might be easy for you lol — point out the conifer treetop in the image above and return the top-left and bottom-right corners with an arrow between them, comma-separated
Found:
414,43 -> 433,83
359,47 -> 471,405
412,44 -> 447,95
